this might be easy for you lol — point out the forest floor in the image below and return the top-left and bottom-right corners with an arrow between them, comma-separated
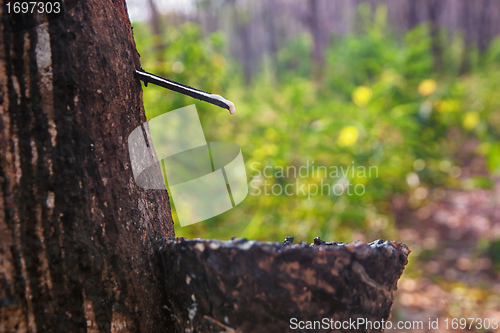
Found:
389,177 -> 500,332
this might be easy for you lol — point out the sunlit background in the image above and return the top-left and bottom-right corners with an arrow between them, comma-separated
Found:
126,0 -> 500,330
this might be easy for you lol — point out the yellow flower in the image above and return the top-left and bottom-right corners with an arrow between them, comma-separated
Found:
435,100 -> 460,113
352,86 -> 372,107
338,126 -> 359,147
262,144 -> 278,156
418,79 -> 437,96
462,112 -> 480,130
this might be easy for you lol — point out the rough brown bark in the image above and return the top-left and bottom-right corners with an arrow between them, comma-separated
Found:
158,238 -> 410,333
0,1 -> 175,332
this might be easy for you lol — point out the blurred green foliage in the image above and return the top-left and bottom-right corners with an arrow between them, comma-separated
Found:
132,5 -> 500,243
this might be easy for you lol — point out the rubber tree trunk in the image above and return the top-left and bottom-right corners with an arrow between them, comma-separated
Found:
0,1 -> 175,332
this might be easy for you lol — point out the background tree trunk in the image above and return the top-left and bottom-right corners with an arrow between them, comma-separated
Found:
147,0 -> 162,36
0,1 -> 175,332
427,0 -> 444,71
306,0 -> 325,66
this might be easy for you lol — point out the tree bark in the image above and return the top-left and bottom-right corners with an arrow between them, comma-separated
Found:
0,1 -> 175,332
159,238 -> 410,333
